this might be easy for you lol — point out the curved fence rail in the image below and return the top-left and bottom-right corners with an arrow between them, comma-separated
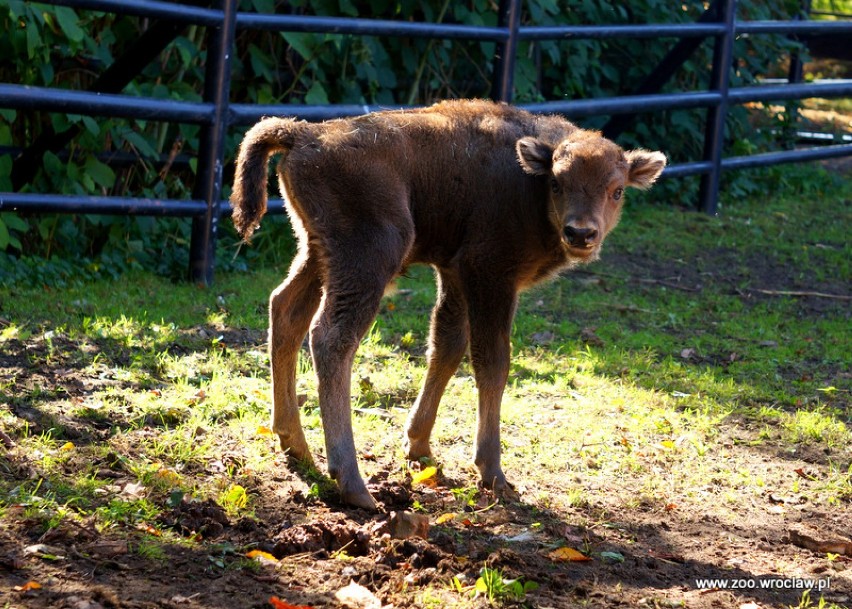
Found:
1,0 -> 850,283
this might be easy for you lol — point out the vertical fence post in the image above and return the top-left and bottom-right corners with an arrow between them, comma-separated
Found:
698,0 -> 736,215
188,0 -> 237,285
490,0 -> 521,103
783,0 -> 811,149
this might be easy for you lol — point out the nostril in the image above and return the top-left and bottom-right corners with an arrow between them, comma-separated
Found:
563,226 -> 597,247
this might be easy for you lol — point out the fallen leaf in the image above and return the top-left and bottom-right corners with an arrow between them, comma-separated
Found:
269,597 -> 314,609
82,540 -> 129,557
599,551 -> 625,563
548,546 -> 591,562
334,581 -> 382,609
60,441 -> 75,451
257,425 -> 274,436
505,530 -> 537,543
648,549 -> 685,563
23,544 -> 66,560
14,580 -> 42,591
0,429 -> 14,448
794,467 -> 817,481
121,482 -> 146,498
247,549 -> 279,563
411,466 -> 438,486
789,529 -> 852,556
435,512 -> 456,524
768,493 -> 804,505
156,468 -> 181,484
170,594 -> 202,604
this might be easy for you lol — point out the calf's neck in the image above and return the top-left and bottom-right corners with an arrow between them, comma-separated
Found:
230,99 -> 666,509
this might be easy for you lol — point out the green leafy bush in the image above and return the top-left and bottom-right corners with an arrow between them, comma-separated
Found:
0,0 -> 808,285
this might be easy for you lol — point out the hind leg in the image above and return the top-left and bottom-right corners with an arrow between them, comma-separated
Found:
269,247 -> 322,462
310,227 -> 412,509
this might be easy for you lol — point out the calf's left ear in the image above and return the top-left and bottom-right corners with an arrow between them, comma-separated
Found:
625,150 -> 667,189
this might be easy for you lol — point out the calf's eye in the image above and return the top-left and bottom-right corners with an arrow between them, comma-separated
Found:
613,188 -> 624,201
550,179 -> 560,193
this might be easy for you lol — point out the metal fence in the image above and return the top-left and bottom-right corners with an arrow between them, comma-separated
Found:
1,0 -> 851,283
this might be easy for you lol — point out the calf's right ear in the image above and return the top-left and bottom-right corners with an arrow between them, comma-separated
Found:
516,137 -> 554,175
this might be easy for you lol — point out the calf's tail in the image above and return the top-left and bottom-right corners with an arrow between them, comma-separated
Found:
230,117 -> 301,242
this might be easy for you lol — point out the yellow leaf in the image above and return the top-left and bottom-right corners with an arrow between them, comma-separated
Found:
436,512 -> 457,524
256,425 -> 274,436
411,466 -> 438,485
246,550 -> 278,562
156,468 -> 181,483
548,547 -> 592,562
60,441 -> 75,451
660,440 -> 675,449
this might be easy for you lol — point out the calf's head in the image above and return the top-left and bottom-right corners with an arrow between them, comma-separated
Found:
517,132 -> 666,260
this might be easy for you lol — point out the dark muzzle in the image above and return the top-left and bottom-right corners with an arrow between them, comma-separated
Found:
563,225 -> 598,249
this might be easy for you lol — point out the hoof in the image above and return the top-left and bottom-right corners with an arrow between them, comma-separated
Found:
404,438 -> 433,463
278,435 -> 313,465
480,473 -> 520,501
340,486 -> 378,511
493,481 -> 520,501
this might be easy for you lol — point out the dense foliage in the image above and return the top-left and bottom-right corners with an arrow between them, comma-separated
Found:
0,0 -> 809,284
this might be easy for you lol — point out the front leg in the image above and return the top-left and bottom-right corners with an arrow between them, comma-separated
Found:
463,272 -> 519,497
405,268 -> 469,461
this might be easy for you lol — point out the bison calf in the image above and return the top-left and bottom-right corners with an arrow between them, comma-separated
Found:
231,99 -> 666,509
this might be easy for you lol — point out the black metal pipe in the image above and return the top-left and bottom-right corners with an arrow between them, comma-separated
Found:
188,0 -> 237,286
722,142 -> 852,170
6,79 -> 847,127
0,193 -> 207,216
729,80 -> 852,103
521,91 -> 723,118
44,0 -> 222,25
736,19 -> 852,34
518,23 -> 726,40
237,13 -> 508,41
229,103 -> 409,124
0,84 -> 216,124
